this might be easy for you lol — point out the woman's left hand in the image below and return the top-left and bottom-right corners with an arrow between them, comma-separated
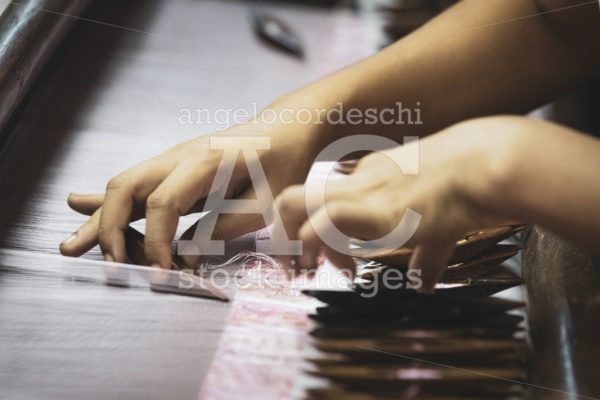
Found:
272,116 -> 528,292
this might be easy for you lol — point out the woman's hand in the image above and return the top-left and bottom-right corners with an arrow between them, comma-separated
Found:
272,116 -> 534,292
60,121 -> 319,269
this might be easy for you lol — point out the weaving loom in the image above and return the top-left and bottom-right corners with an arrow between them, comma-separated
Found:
0,1 -> 599,400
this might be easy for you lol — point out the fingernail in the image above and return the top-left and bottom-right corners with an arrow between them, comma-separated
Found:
62,232 -> 78,246
105,264 -> 130,286
179,242 -> 201,268
104,253 -> 114,262
150,264 -> 170,285
180,242 -> 201,256
67,193 -> 80,203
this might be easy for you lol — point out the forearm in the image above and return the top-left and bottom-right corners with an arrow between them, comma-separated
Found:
483,117 -> 600,254
262,0 -> 596,154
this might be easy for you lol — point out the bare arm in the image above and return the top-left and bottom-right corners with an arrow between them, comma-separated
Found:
485,117 -> 600,254
271,0 -> 600,151
62,0 -> 600,267
273,116 -> 600,291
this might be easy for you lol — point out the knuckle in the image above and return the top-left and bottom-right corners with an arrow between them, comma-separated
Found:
146,193 -> 176,211
276,186 -> 302,211
326,203 -> 346,223
280,185 -> 303,200
106,175 -> 129,191
97,226 -> 111,246
275,196 -> 291,214
355,154 -> 372,169
143,237 -> 161,250
356,152 -> 383,170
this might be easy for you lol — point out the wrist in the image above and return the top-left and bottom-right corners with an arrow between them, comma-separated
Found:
253,93 -> 339,161
455,116 -> 529,221
217,97 -> 328,177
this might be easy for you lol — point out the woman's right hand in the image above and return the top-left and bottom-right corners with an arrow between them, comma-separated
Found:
59,122 -> 319,269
